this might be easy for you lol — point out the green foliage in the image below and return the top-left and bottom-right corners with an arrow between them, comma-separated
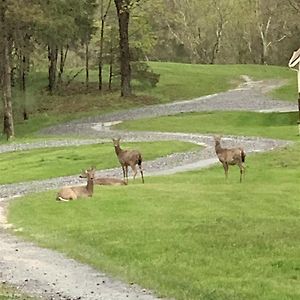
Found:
0,141 -> 199,184
131,62 -> 160,87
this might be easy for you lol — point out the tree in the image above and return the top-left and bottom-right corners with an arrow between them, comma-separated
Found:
114,0 -> 132,97
98,0 -> 112,90
0,2 -> 14,140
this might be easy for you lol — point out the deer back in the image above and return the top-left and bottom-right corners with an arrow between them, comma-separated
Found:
119,149 -> 141,165
214,136 -> 244,165
57,187 -> 78,201
94,177 -> 127,186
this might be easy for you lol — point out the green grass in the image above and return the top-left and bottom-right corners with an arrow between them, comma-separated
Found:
115,111 -> 300,141
1,63 -> 296,141
0,284 -> 33,300
8,144 -> 300,300
146,62 -> 297,102
4,62 -> 300,299
0,141 -> 199,184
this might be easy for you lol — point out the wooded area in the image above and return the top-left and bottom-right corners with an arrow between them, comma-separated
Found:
0,0 -> 299,139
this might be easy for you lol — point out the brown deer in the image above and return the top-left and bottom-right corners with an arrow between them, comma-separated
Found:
112,138 -> 144,183
56,167 -> 96,202
79,170 -> 127,186
214,136 -> 246,183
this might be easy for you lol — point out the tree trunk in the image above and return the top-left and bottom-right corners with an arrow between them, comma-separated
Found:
58,45 -> 69,84
48,44 -> 58,93
0,1 -> 14,139
98,0 -> 112,91
98,18 -> 104,90
108,33 -> 113,91
114,0 -> 132,97
2,35 -> 14,139
19,51 -> 28,120
85,41 -> 89,90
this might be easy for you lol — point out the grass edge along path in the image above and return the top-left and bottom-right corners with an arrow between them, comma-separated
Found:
115,111 -> 300,141
0,140 -> 200,185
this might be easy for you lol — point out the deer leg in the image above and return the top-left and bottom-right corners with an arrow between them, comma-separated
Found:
223,162 -> 228,180
138,163 -> 144,184
239,163 -> 245,183
131,164 -> 137,180
125,165 -> 129,183
121,165 -> 126,181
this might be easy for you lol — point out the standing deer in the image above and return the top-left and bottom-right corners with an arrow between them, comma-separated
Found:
56,167 -> 96,202
79,170 -> 127,186
112,138 -> 144,183
214,136 -> 246,183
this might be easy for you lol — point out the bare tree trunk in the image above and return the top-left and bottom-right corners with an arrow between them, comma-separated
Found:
85,41 -> 89,90
99,18 -> 105,91
19,51 -> 28,120
58,45 -> 69,84
114,0 -> 132,97
108,31 -> 114,91
48,44 -> 58,93
0,1 -> 14,139
98,0 -> 112,91
210,1 -> 227,64
2,35 -> 14,139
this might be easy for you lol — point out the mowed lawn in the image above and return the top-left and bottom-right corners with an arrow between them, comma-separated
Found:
5,63 -> 300,299
0,141 -> 199,184
115,111 -> 300,141
8,143 -> 300,300
4,63 -> 296,142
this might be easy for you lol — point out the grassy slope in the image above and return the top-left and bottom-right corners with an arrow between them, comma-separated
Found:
0,141 -> 199,184
116,111 -> 300,141
9,145 -> 300,300
5,63 -> 296,141
5,63 -> 300,300
146,62 -> 297,102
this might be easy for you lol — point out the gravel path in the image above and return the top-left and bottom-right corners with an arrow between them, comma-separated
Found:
0,77 -> 294,300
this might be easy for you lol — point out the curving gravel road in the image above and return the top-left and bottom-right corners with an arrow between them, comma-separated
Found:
0,77 -> 294,300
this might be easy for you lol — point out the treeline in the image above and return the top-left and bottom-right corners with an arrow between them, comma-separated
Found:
0,0 -> 299,139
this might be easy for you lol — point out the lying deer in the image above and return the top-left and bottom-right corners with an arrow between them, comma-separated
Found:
214,136 -> 246,183
56,167 -> 96,202
79,170 -> 127,186
112,138 -> 144,183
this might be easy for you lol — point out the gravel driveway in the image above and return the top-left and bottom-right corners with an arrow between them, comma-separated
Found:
0,77 -> 294,300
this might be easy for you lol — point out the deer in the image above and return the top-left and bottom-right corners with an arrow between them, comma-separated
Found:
112,138 -> 144,184
56,167 -> 96,202
214,136 -> 246,183
79,170 -> 127,186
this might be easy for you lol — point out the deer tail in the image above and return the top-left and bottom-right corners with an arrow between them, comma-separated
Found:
137,154 -> 142,166
241,149 -> 246,163
137,154 -> 144,183
56,196 -> 69,202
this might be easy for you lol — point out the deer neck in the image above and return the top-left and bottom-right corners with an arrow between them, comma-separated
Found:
215,141 -> 222,153
86,178 -> 94,196
114,145 -> 123,156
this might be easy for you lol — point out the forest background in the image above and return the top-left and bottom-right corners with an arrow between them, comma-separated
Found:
0,0 -> 299,139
